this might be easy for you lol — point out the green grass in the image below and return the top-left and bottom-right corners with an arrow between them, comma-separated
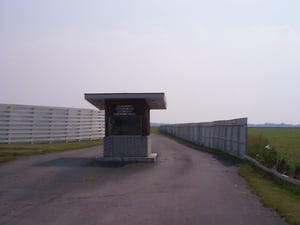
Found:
239,163 -> 300,225
248,128 -> 300,172
0,140 -> 102,163
150,126 -> 160,134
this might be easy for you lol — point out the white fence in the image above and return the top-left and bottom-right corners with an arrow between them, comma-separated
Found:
0,104 -> 105,144
160,118 -> 247,158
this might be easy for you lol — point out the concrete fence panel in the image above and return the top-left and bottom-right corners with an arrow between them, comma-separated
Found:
160,118 -> 247,158
0,104 -> 105,144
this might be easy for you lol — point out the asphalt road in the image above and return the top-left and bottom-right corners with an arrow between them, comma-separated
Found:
0,134 -> 287,225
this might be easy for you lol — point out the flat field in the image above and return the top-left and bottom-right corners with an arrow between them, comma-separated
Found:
247,127 -> 300,168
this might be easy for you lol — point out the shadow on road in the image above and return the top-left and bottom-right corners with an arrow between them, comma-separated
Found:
34,157 -> 130,168
212,155 -> 238,167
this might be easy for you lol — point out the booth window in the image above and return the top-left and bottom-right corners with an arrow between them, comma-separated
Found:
109,115 -> 142,135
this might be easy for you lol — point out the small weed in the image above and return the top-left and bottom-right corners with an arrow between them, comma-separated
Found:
83,174 -> 99,182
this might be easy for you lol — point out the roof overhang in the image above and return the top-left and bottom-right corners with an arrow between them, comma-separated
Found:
84,93 -> 167,110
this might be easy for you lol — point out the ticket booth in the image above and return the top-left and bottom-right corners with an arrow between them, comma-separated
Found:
84,93 -> 166,162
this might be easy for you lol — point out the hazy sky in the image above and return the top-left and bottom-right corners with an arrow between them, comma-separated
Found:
1,0 -> 300,124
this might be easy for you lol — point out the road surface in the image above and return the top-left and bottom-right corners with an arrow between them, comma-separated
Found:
0,134 -> 286,225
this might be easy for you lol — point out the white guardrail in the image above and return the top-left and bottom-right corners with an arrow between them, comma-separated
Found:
160,118 -> 247,158
0,103 -> 105,144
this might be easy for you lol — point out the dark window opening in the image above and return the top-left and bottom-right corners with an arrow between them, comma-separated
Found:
109,115 -> 142,135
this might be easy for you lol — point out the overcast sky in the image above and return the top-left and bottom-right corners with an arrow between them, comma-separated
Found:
1,0 -> 300,124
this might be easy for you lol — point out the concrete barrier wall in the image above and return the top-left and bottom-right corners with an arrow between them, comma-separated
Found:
160,118 -> 247,158
0,103 -> 104,144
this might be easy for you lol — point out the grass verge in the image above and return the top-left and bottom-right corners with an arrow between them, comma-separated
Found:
239,163 -> 300,225
0,140 -> 102,163
248,128 -> 300,176
150,127 -> 161,134
158,129 -> 300,225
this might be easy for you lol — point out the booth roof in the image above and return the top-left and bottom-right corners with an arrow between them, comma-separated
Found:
84,93 -> 167,110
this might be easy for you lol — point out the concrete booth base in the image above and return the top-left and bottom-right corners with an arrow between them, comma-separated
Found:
97,135 -> 157,162
104,136 -> 151,157
85,93 -> 166,163
96,153 -> 158,163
